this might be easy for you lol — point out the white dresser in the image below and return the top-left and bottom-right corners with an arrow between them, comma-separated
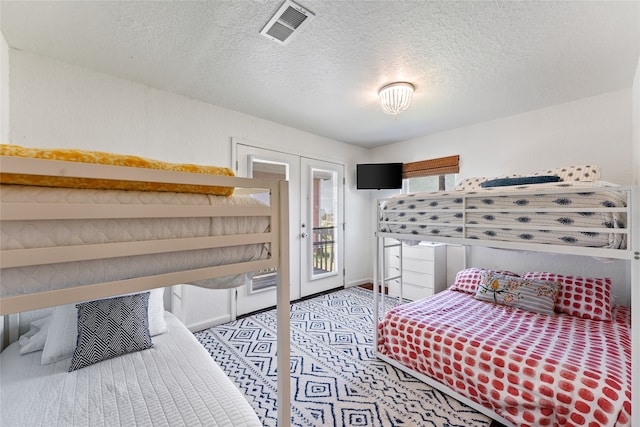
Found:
387,242 -> 447,301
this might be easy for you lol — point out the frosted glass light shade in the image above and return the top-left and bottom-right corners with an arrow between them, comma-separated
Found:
378,82 -> 414,116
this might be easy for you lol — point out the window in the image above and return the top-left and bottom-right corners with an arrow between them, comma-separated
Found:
401,155 -> 459,193
403,174 -> 457,192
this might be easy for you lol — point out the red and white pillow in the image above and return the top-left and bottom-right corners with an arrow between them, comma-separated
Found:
451,269 -> 614,321
449,268 -> 519,294
522,272 -> 613,321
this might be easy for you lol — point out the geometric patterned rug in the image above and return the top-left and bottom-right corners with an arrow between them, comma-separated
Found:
195,287 -> 492,427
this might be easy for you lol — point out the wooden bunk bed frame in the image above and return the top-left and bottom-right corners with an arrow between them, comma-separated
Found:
373,184 -> 639,427
0,154 -> 292,426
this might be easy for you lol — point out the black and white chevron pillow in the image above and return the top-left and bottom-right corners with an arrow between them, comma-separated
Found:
69,292 -> 153,372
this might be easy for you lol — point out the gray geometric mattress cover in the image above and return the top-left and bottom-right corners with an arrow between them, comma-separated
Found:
379,182 -> 627,249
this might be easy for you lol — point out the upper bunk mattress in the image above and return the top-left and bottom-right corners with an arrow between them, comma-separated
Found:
377,290 -> 631,427
0,184 -> 270,298
0,312 -> 263,427
378,182 -> 628,249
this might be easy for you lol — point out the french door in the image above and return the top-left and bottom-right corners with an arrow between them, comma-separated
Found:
300,157 -> 344,298
234,143 -> 344,316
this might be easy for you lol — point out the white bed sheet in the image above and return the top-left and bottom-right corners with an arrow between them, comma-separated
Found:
1,185 -> 271,297
0,312 -> 263,427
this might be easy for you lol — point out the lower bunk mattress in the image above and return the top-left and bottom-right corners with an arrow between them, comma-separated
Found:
377,290 -> 631,426
1,184 -> 271,298
0,311 -> 262,427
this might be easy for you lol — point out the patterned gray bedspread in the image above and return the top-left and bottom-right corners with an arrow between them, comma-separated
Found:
378,182 -> 628,249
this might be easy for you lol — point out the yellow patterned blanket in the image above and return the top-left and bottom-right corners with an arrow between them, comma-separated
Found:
0,145 -> 235,196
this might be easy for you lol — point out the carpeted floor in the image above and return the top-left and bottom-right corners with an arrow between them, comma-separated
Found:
195,287 -> 493,427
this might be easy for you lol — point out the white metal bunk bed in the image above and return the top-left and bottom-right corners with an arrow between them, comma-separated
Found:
0,149 -> 291,426
373,181 -> 638,427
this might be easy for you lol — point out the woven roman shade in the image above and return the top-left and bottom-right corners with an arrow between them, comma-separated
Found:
402,155 -> 459,179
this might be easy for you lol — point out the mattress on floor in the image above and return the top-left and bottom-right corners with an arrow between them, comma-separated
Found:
0,312 -> 263,427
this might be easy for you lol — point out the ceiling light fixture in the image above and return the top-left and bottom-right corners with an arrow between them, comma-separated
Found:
378,82 -> 415,118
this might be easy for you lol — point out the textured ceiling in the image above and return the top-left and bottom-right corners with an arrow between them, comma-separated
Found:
1,1 -> 639,148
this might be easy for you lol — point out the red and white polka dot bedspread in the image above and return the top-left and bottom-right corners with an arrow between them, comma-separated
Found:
377,290 -> 631,426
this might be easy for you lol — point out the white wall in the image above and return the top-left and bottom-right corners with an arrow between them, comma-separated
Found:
634,58 -> 640,187
0,32 -> 7,350
372,90 -> 633,184
6,49 -> 373,307
371,90 -> 635,305
631,55 -> 639,427
1,31 -> 8,145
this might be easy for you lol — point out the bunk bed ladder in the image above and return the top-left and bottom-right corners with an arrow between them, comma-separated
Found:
374,200 -> 405,350
382,239 -> 403,308
632,185 -> 639,427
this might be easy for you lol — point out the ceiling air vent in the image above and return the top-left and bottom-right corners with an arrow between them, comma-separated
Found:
260,0 -> 315,45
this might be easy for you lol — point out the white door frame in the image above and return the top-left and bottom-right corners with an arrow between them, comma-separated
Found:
231,139 -> 345,316
300,157 -> 345,297
233,143 -> 300,317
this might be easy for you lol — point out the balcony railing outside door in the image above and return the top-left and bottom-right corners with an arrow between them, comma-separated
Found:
312,226 -> 335,275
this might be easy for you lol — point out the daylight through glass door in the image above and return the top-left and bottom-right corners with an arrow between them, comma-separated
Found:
250,159 -> 288,291
310,167 -> 338,279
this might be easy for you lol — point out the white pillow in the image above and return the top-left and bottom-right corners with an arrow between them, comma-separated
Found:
18,315 -> 51,355
531,165 -> 601,182
41,303 -> 77,365
148,287 -> 168,336
17,307 -> 53,336
41,288 -> 167,365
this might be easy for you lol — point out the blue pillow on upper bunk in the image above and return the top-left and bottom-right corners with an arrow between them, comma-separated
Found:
68,293 -> 153,372
480,175 -> 560,188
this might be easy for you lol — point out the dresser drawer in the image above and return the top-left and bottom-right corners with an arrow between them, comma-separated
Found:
389,256 -> 434,274
403,244 -> 436,260
386,242 -> 446,301
403,271 -> 434,287
389,255 -> 401,269
390,282 -> 433,301
404,258 -> 435,274
389,268 -> 434,287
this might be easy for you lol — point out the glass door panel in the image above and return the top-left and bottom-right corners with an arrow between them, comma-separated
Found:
301,158 -> 344,297
310,168 -> 338,279
235,144 -> 300,316
249,159 -> 288,293
235,143 -> 343,312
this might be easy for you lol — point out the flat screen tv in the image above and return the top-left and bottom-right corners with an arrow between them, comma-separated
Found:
356,163 -> 403,190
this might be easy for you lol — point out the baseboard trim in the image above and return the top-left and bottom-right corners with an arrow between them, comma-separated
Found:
346,278 -> 372,288
187,314 -> 232,333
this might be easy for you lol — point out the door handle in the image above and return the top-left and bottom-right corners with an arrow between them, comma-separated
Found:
301,232 -> 309,238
